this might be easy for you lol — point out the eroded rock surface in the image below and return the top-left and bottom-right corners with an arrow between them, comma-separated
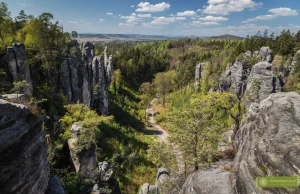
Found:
68,123 -> 97,179
219,62 -> 245,95
180,160 -> 233,194
0,99 -> 50,194
232,92 -> 300,194
6,43 -> 33,96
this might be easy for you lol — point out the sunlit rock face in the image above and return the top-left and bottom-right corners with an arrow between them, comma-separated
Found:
68,123 -> 97,179
6,43 -> 33,96
232,92 -> 300,194
0,99 -> 50,194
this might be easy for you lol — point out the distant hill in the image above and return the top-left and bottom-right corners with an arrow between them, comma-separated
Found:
208,34 -> 244,40
77,33 -> 172,43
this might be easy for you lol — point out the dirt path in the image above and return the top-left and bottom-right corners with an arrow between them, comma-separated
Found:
147,99 -> 185,174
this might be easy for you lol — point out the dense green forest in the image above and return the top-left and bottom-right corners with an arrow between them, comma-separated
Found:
1,1 -> 300,193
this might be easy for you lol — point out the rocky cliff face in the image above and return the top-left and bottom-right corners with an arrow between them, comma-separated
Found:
59,41 -> 113,115
232,92 -> 300,194
0,99 -> 50,193
6,43 -> 33,96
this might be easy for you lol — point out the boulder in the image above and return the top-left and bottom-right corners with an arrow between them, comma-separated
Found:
0,93 -> 25,99
0,99 -> 50,193
232,92 -> 300,194
180,160 -> 233,194
156,168 -> 170,185
244,50 -> 252,58
139,183 -> 158,194
6,43 -> 33,96
260,46 -> 273,63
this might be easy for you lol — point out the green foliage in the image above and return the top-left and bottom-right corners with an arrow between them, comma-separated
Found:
61,172 -> 94,194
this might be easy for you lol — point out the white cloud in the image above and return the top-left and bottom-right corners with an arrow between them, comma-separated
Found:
66,21 -> 79,24
131,5 -> 134,8
196,9 -> 202,12
202,21 -> 219,25
191,21 -> 220,26
176,17 -> 186,21
106,12 -> 113,15
136,2 -> 170,12
99,19 -> 105,22
150,17 -> 176,25
136,13 -> 152,18
177,11 -> 196,17
269,7 -> 298,16
199,15 -> 228,22
242,14 -> 275,23
202,0 -> 261,15
242,7 -> 298,23
120,13 -> 151,25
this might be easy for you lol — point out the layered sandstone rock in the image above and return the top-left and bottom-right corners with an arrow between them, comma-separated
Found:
0,99 -> 50,193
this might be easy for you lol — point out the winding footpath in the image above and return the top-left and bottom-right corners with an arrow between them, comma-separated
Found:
147,99 -> 185,174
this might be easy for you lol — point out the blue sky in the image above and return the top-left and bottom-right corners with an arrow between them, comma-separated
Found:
2,0 -> 300,36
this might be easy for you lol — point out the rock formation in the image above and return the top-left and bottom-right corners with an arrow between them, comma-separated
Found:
68,123 -> 97,179
0,99 -> 50,193
180,160 -> 233,194
6,43 -> 33,96
92,161 -> 121,194
59,41 -> 112,115
232,92 -> 300,194
219,62 -> 244,95
260,46 -> 273,63
194,62 -> 206,92
139,168 -> 170,194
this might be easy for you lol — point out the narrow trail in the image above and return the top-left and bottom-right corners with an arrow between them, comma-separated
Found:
146,98 -> 185,174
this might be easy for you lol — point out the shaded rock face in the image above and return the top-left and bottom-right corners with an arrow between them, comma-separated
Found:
180,160 -> 233,194
0,99 -> 50,194
232,92 -> 300,194
68,123 -> 97,179
59,41 -> 113,115
92,161 -> 121,194
46,176 -> 65,194
6,43 -> 33,96
194,62 -> 206,92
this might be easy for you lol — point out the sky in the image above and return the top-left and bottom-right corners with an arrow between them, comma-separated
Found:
2,0 -> 300,36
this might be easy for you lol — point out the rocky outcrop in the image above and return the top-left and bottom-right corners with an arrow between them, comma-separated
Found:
139,168 -> 170,194
68,123 -> 97,179
195,62 -> 206,92
232,92 -> 300,194
0,99 -> 50,193
260,46 -> 273,63
6,43 -> 33,96
244,61 -> 283,108
180,160 -> 233,194
219,62 -> 245,96
92,161 -> 121,194
59,41 -> 113,115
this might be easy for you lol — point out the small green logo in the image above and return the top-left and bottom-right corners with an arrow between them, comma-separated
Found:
256,176 -> 299,188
